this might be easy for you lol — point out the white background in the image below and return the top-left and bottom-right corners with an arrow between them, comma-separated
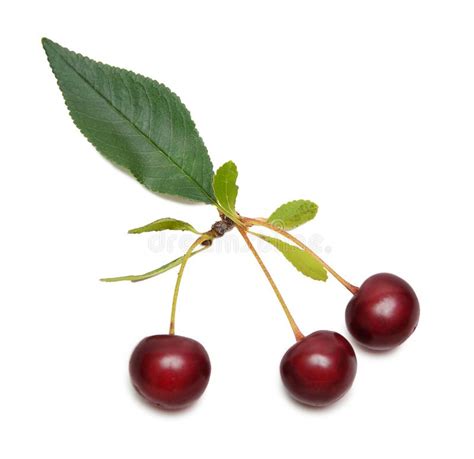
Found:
1,1 -> 473,457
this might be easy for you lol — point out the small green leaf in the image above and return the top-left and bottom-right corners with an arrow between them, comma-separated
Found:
100,247 -> 207,282
213,161 -> 239,217
256,234 -> 327,281
42,38 -> 215,204
268,200 -> 318,230
129,218 -> 201,235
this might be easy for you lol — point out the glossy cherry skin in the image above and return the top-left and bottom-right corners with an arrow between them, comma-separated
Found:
129,335 -> 211,410
280,331 -> 357,407
345,273 -> 420,351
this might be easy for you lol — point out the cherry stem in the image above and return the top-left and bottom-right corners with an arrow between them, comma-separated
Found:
169,234 -> 211,335
237,226 -> 304,342
242,217 -> 359,295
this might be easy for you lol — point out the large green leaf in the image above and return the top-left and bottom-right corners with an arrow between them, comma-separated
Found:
42,38 -> 215,204
268,200 -> 318,230
129,218 -> 201,235
257,234 -> 327,281
100,247 -> 207,282
213,161 -> 239,217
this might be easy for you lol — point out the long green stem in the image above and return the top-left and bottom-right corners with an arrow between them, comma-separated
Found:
169,235 -> 211,335
237,226 -> 304,342
243,217 -> 359,295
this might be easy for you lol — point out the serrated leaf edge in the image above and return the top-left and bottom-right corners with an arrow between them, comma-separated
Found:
213,160 -> 239,218
268,199 -> 318,230
42,37 -> 216,204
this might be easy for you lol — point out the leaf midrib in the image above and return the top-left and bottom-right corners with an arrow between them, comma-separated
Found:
52,46 -> 215,203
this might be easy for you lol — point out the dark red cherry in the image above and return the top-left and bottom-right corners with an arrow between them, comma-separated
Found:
280,331 -> 357,407
345,273 -> 420,351
129,334 -> 211,410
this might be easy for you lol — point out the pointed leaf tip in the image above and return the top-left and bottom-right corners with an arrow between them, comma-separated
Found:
42,39 -> 216,203
128,218 -> 201,235
213,161 -> 239,217
100,247 -> 208,283
257,234 -> 327,281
